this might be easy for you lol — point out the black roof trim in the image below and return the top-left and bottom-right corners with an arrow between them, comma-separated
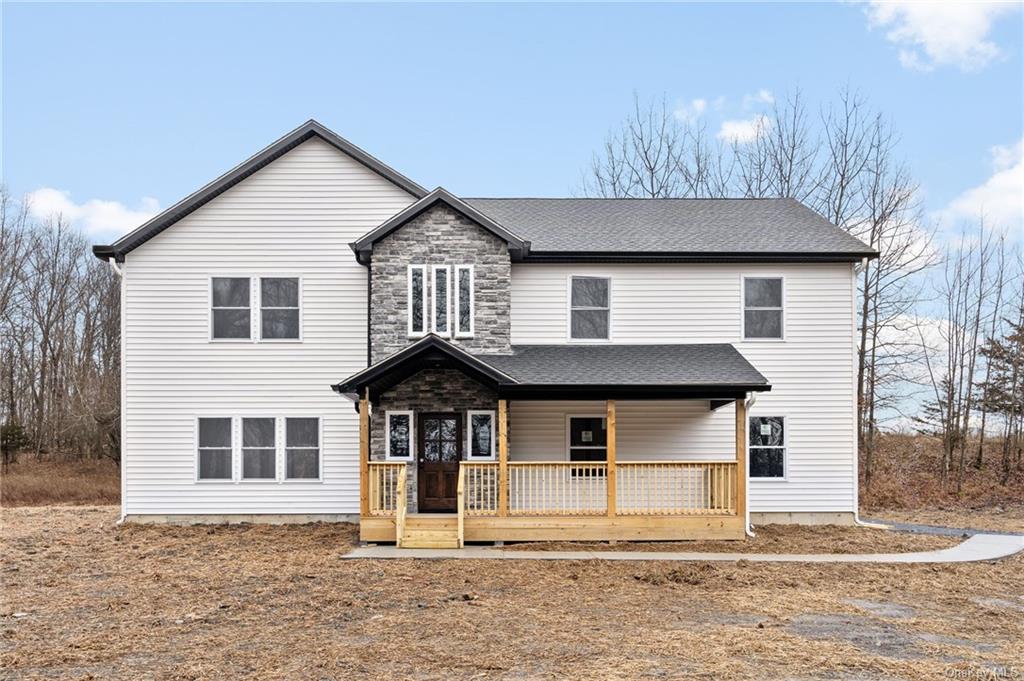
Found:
497,384 -> 769,400
331,334 -> 517,400
92,120 -> 428,262
521,250 -> 877,263
349,187 -> 530,265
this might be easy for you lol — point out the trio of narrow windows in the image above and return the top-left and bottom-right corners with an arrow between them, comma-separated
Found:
211,276 -> 301,341
408,265 -> 474,338
197,416 -> 321,481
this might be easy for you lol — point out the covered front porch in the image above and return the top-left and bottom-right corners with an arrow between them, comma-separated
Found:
333,336 -> 770,547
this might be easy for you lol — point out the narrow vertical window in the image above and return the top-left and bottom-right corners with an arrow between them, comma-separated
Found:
749,416 -> 786,478
285,417 -> 320,479
386,411 -> 413,460
197,417 -> 233,480
241,417 -> 276,480
455,265 -> 474,338
467,410 -> 494,458
211,277 -> 251,339
569,276 -> 610,340
408,265 -> 427,337
432,265 -> 451,337
260,277 -> 300,340
743,277 -> 784,340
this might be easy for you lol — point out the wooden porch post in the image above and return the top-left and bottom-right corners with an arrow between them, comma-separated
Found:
359,388 -> 370,518
607,399 -> 617,517
735,396 -> 747,520
498,398 -> 508,517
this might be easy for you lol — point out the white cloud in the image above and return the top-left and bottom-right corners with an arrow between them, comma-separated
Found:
938,138 -> 1023,230
673,97 -> 707,123
26,188 -> 160,238
864,1 -> 1019,72
742,89 -> 774,108
716,114 -> 769,144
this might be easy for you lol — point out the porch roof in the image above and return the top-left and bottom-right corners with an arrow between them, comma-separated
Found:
332,335 -> 770,402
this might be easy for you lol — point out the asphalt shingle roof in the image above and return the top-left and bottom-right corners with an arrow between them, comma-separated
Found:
463,197 -> 875,255
477,344 -> 769,387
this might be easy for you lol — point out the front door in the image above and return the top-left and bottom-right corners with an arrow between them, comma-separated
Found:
417,413 -> 462,512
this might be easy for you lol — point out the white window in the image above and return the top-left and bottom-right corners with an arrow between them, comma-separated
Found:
211,277 -> 251,340
408,265 -> 427,337
749,415 -> 786,479
454,265 -> 475,338
242,417 -> 276,480
432,265 -> 452,336
569,276 -> 610,340
197,417 -> 233,480
467,410 -> 495,459
743,277 -> 784,340
285,417 -> 320,479
386,411 -> 414,460
259,277 -> 301,340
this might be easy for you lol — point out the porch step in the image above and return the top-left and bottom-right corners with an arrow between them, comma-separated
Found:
399,514 -> 460,549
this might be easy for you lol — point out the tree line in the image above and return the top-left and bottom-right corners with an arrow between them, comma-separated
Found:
581,89 -> 1023,491
1,189 -> 120,469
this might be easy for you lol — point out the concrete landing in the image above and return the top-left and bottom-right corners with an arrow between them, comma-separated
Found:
343,532 -> 1024,563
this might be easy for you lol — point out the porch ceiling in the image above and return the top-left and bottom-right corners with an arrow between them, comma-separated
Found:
332,335 -> 770,403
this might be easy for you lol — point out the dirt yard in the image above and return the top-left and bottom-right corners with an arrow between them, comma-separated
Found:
2,507 -> 1021,680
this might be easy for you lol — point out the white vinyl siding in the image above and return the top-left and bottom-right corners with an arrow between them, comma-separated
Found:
122,137 -> 415,515
510,262 -> 857,514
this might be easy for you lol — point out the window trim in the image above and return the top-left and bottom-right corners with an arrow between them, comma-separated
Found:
385,410 -> 415,461
741,275 -> 786,342
209,276 -> 254,343
466,409 -> 496,460
748,414 -> 788,481
257,276 -> 303,343
195,415 -> 237,483
567,274 -> 612,343
284,416 -> 323,482
431,265 -> 452,337
407,265 -> 428,338
454,264 -> 475,339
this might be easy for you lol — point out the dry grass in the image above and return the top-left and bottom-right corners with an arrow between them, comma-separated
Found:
0,459 -> 120,507
507,524 -> 961,553
2,506 -> 1022,680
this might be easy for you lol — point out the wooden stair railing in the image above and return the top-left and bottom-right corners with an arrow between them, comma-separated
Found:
395,465 -> 408,547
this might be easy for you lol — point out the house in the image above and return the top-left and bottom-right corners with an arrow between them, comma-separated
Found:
93,120 -> 877,547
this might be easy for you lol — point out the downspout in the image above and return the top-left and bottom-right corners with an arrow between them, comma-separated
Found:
107,256 -> 127,524
744,393 -> 757,537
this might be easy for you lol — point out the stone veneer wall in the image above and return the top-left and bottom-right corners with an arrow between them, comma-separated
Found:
370,368 -> 498,513
369,203 -> 512,362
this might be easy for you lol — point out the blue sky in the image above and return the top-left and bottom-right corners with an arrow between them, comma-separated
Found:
3,2 -> 1022,243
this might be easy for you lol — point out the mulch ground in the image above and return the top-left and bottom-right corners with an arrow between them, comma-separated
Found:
2,506 -> 1022,680
505,523 -> 961,553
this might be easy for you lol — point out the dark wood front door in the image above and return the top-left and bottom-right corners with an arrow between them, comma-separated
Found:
418,413 -> 462,512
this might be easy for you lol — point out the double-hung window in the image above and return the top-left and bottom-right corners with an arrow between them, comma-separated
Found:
285,417 -> 320,479
211,278 -> 251,340
467,410 -> 495,459
749,416 -> 786,479
743,277 -> 784,340
569,276 -> 610,340
260,277 -> 300,340
197,417 -> 233,480
242,417 -> 276,480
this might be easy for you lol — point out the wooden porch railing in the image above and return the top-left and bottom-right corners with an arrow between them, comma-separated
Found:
367,462 -> 406,516
616,461 -> 736,515
456,466 -> 466,548
460,460 -> 738,517
395,466 -> 408,546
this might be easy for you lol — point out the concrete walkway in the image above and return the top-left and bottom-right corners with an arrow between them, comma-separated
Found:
344,532 -> 1024,563
860,517 -> 1024,537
